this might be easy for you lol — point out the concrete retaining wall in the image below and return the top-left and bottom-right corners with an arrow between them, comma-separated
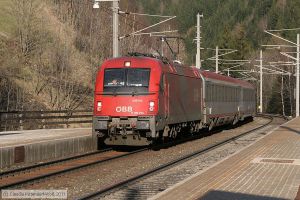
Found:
0,136 -> 93,169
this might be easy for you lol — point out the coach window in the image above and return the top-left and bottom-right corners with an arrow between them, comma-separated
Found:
225,87 -> 227,102
217,85 -> 219,101
220,85 -> 223,101
223,86 -> 225,102
212,85 -> 215,102
213,85 -> 216,102
231,88 -> 233,102
225,86 -> 227,102
234,88 -> 237,102
224,86 -> 226,101
226,86 -> 229,102
216,85 -> 219,101
209,85 -> 211,102
219,86 -> 222,101
216,85 -> 219,102
208,85 -> 211,102
216,85 -> 218,101
223,86 -> 226,102
209,85 -> 212,102
228,87 -> 230,102
220,86 -> 223,101
206,85 -> 209,102
247,90 -> 249,101
210,85 -> 213,102
215,85 -> 218,101
220,85 -> 222,101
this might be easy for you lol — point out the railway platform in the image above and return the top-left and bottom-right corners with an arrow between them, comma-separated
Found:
151,117 -> 300,200
0,128 -> 93,169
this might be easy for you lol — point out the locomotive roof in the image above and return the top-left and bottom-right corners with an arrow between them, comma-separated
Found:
109,55 -> 161,62
102,56 -> 254,89
102,56 -> 164,66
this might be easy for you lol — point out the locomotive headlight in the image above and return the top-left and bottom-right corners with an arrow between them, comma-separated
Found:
97,101 -> 102,112
149,101 -> 155,111
124,61 -> 131,67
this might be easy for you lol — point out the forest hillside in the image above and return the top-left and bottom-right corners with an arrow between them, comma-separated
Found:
0,0 -> 299,115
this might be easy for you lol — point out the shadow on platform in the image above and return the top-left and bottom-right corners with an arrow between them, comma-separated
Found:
280,126 -> 300,135
198,190 -> 286,200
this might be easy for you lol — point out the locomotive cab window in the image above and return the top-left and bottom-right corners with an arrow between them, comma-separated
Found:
127,68 -> 150,87
103,68 -> 151,93
104,69 -> 125,87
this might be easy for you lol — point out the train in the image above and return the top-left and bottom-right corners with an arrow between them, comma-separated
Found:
92,53 -> 256,147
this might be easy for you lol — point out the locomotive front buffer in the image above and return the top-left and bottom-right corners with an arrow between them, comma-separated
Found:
94,116 -> 156,146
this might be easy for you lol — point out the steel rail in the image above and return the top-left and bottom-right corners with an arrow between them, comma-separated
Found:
77,115 -> 275,200
0,148 -> 112,177
0,148 -> 148,190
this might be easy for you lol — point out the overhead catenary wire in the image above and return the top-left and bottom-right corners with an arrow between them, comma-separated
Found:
90,2 -> 172,37
119,16 -> 176,39
119,11 -> 174,18
96,3 -> 178,57
268,28 -> 300,32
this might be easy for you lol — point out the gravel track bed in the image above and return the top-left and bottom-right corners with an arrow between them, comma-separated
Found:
101,121 -> 276,199
20,117 -> 284,199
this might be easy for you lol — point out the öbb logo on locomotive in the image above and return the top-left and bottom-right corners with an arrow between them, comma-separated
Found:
116,106 -> 133,113
93,54 -> 256,147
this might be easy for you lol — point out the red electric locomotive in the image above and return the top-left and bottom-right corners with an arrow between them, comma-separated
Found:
93,54 -> 255,147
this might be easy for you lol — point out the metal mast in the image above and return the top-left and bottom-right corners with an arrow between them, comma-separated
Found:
263,28 -> 300,117
297,34 -> 299,117
112,0 -> 119,57
260,50 -> 263,113
93,0 -> 120,57
196,13 -> 203,69
215,46 -> 219,73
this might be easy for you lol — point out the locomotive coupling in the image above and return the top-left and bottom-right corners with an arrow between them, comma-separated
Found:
95,132 -> 105,137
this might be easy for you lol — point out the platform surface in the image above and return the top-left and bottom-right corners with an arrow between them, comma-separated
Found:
0,128 -> 91,148
152,117 -> 300,200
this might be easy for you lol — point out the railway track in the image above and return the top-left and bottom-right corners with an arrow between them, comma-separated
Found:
0,147 -> 147,190
0,148 -> 111,176
0,115 -> 283,197
77,115 -> 276,200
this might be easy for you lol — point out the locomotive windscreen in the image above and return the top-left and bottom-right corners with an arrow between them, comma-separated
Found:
104,69 -> 125,87
127,69 -> 150,87
103,68 -> 150,93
